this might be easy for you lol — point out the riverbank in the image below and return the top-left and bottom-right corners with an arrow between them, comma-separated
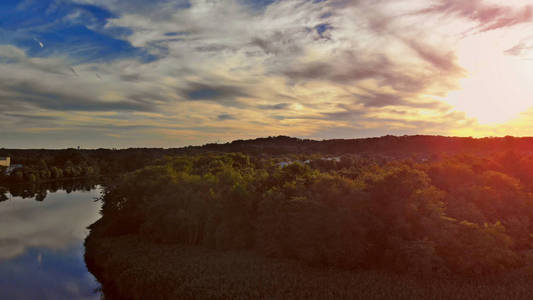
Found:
85,230 -> 533,300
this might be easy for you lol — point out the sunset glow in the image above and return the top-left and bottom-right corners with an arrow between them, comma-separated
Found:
1,0 -> 533,147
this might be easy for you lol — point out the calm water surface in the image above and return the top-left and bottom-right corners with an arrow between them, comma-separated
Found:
0,183 -> 103,300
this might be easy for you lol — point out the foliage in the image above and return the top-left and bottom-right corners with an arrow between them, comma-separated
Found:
91,151 -> 533,277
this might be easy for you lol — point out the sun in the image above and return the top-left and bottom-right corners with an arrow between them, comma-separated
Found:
443,29 -> 533,125
446,74 -> 531,125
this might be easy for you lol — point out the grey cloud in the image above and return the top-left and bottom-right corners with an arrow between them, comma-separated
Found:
258,103 -> 291,110
0,80 -> 153,112
3,113 -> 58,121
119,73 -> 143,82
217,113 -> 237,121
282,53 -> 411,89
355,92 -> 405,108
322,110 -> 365,121
181,82 -> 249,106
354,91 -> 449,110
283,61 -> 395,87
283,51 -> 451,95
402,38 -> 463,73
195,44 -> 235,52
250,32 -> 304,56
128,91 -> 169,105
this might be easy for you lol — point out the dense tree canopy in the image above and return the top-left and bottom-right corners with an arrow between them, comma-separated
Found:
91,150 -> 533,277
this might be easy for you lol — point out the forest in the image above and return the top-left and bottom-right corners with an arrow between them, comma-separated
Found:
90,148 -> 533,278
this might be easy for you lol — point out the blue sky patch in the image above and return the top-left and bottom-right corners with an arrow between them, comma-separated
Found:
240,0 -> 277,10
315,23 -> 333,37
0,0 -> 153,63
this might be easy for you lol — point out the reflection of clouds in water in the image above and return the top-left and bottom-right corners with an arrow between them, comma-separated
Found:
0,189 -> 102,260
0,188 -> 102,300
0,246 -> 101,300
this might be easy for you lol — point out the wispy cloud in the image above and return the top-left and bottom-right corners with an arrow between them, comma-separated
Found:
415,0 -> 533,33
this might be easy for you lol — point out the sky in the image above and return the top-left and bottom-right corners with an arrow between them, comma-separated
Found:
1,0 -> 533,148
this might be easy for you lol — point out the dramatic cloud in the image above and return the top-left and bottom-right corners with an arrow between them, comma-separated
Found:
1,0 -> 533,147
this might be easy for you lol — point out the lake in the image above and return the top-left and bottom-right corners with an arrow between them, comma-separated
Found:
0,181 -> 103,300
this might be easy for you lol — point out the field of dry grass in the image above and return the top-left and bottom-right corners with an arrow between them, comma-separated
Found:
85,234 -> 533,300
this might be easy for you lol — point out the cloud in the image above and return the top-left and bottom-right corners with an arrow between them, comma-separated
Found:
181,82 -> 249,106
2,112 -> 58,121
353,91 -> 449,110
401,38 -> 462,73
2,0 -> 531,147
217,113 -> 237,121
258,103 -> 291,110
0,79 -> 154,112
416,0 -> 533,32
505,39 -> 533,56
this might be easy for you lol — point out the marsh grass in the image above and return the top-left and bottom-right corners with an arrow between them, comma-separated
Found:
86,234 -> 533,300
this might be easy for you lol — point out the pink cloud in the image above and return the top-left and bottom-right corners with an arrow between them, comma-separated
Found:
417,0 -> 533,32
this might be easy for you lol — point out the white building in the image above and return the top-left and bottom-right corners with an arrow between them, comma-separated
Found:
278,160 -> 311,168
0,157 -> 10,167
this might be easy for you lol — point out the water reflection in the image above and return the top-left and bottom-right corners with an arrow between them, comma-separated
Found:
0,182 -> 102,300
0,180 -> 100,203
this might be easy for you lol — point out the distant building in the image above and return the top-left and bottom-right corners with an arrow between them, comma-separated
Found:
0,157 -> 10,167
279,161 -> 291,168
324,157 -> 341,162
7,164 -> 23,174
278,160 -> 311,168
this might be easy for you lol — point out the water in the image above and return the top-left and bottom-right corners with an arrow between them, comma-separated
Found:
0,182 -> 103,300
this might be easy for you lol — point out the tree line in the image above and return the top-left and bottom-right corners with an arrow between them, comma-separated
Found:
0,148 -> 173,184
5,135 -> 533,184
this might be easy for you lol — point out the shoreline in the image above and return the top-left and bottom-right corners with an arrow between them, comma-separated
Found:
0,175 -> 103,186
